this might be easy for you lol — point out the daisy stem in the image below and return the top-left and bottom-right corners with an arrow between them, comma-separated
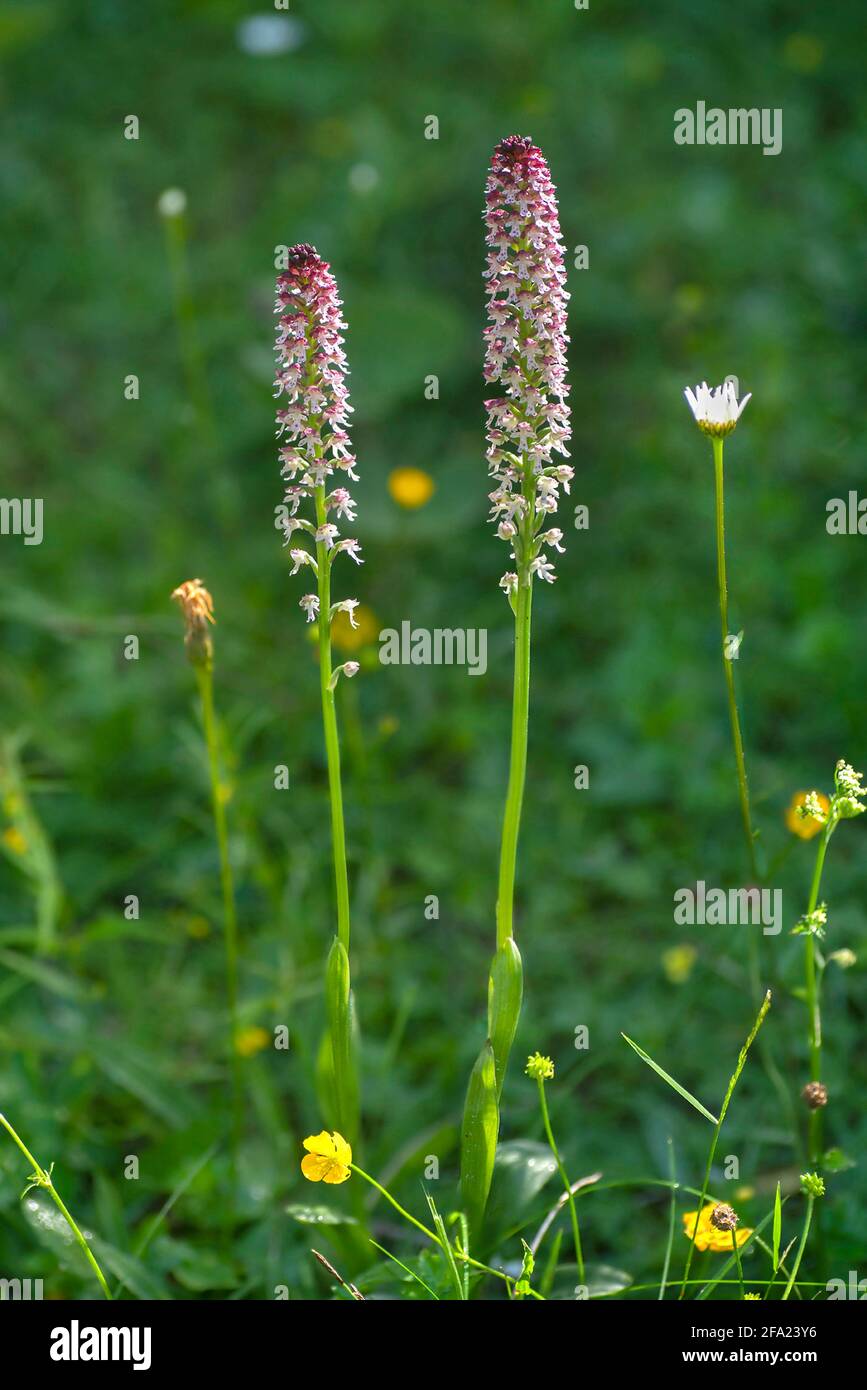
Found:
0,1112 -> 112,1300
732,1227 -> 745,1299
537,1076 -> 584,1282
195,661 -> 243,1188
315,484 -> 351,953
712,436 -> 759,886
782,1196 -> 814,1301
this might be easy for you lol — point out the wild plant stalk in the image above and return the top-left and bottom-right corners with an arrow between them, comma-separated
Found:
680,990 -> 771,1298
782,1174 -> 824,1300
274,244 -> 363,1145
0,1111 -> 112,1300
527,1054 -> 584,1281
460,135 -> 573,1239
171,580 -> 243,1183
793,763 -> 864,1165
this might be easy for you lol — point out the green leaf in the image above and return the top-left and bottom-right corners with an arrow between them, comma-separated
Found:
285,1203 -> 358,1227
823,1147 -> 855,1174
621,1033 -> 718,1124
483,1139 -> 557,1242
772,1181 -> 782,1271
459,1040 -> 499,1240
487,936 -> 523,1099
324,936 -> 360,1144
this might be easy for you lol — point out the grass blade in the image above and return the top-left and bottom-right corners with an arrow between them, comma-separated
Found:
621,1034 -> 718,1124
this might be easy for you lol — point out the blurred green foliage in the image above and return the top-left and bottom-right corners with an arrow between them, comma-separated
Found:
0,0 -> 865,1297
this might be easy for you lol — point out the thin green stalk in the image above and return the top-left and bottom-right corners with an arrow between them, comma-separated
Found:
350,1164 -> 542,1297
712,436 -> 758,883
536,1076 -> 584,1282
315,484 -> 351,952
196,662 -> 243,1178
782,1197 -> 815,1301
803,829 -> 829,1165
732,1227 -> 745,1299
659,1136 -> 677,1301
0,1112 -> 112,1300
680,991 -> 771,1298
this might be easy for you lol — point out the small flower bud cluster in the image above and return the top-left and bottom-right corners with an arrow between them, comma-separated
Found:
525,1051 -> 555,1081
833,760 -> 865,818
800,1172 -> 825,1198
171,578 -> 215,668
792,903 -> 827,939
274,244 -> 362,643
801,1081 -> 828,1110
709,1203 -> 738,1233
483,136 -> 572,597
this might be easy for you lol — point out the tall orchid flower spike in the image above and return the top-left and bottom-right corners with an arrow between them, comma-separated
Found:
274,244 -> 361,1145
461,136 -> 572,1242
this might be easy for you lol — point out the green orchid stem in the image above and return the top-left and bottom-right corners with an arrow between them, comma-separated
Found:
0,1113 -> 112,1300
350,1164 -> 540,1297
195,661 -> 243,1187
804,827 -> 830,1166
496,572 -> 533,951
537,1077 -> 584,1282
782,1197 -> 815,1301
712,436 -> 758,886
315,484 -> 351,953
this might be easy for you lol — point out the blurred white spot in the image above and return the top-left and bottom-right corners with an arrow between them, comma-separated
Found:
348,163 -> 379,195
157,188 -> 187,218
237,15 -> 305,56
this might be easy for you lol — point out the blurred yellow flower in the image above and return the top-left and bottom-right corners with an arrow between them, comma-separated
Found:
662,945 -> 696,984
2,826 -> 28,856
388,467 -> 435,510
682,1203 -> 752,1252
786,791 -> 830,839
301,1130 -> 352,1184
783,33 -> 823,73
332,602 -> 379,653
235,1025 -> 270,1058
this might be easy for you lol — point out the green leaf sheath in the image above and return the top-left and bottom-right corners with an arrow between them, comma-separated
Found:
487,936 -> 524,1099
460,1041 -> 500,1241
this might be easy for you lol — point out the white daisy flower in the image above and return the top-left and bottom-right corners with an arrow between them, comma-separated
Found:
684,379 -> 751,438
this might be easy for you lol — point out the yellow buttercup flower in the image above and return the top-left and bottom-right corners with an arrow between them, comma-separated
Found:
786,791 -> 830,840
662,945 -> 696,984
388,467 -> 435,510
235,1025 -> 270,1058
2,826 -> 28,856
682,1204 -> 753,1252
301,1131 -> 352,1185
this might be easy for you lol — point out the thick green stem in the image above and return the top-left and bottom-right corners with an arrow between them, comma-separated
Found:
537,1078 -> 584,1282
315,485 -> 351,953
196,662 -> 243,1179
496,575 -> 532,950
713,436 -> 758,883
0,1112 -> 113,1300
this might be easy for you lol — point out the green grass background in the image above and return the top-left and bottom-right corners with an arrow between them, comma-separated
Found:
0,0 -> 865,1297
